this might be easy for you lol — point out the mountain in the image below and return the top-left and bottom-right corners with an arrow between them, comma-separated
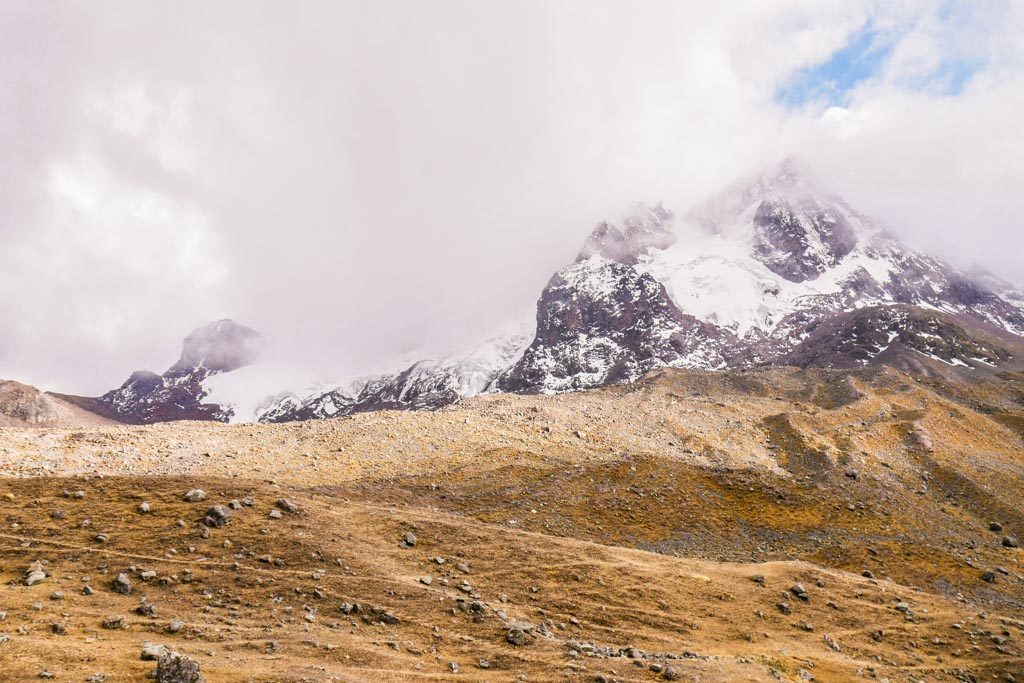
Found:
496,257 -> 734,393
496,158 -> 1024,392
255,334 -> 529,422
54,158 -> 1024,424
0,380 -> 115,428
60,319 -> 261,424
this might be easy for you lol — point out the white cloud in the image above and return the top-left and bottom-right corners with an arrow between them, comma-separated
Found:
1,0 -> 1022,393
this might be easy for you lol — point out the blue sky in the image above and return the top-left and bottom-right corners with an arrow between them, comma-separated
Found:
776,23 -> 893,109
775,12 -> 983,109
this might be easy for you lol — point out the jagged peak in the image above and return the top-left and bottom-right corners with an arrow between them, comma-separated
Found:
576,201 -> 676,265
687,156 -> 838,234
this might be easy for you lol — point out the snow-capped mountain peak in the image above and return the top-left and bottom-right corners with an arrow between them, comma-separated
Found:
76,159 -> 1024,424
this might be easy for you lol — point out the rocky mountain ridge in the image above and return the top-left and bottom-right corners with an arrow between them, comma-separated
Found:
30,159 -> 1024,424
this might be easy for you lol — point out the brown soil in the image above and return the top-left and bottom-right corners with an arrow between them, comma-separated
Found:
0,367 -> 1022,681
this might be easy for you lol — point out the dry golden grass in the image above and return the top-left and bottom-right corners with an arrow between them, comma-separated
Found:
0,367 -> 1022,681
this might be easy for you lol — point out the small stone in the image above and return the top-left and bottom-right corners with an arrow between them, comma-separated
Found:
269,509 -> 282,520
136,602 -> 158,617
403,532 -> 417,547
419,576 -> 433,586
791,583 -> 809,600
1003,536 -> 1019,548
275,499 -> 298,513
167,620 -> 184,634
155,651 -> 203,683
861,570 -> 875,579
183,489 -> 206,503
982,570 -> 997,583
51,622 -> 67,635
102,615 -> 126,629
141,642 -> 169,661
112,573 -> 133,595
505,622 -> 533,646
750,574 -> 766,586
138,502 -> 151,514
989,521 -> 1003,532
456,562 -> 470,573
25,569 -> 46,586
203,505 -> 232,528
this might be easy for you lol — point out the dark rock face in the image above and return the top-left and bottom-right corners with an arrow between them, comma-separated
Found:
497,258 -> 734,393
780,306 -> 1013,373
752,198 -> 857,282
83,320 -> 260,424
576,202 -> 675,265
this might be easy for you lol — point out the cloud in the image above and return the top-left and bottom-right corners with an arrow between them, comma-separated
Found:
1,0 -> 1023,393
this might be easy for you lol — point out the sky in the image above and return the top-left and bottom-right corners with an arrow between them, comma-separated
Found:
2,0 -> 1023,394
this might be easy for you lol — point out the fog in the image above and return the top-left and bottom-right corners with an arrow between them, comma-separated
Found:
2,1 -> 1023,394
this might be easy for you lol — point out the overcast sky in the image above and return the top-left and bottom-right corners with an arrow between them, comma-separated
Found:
2,1 -> 1023,394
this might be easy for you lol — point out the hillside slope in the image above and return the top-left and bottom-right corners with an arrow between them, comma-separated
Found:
0,367 -> 1021,680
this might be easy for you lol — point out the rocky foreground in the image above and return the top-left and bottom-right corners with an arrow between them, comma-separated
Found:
0,367 -> 1022,681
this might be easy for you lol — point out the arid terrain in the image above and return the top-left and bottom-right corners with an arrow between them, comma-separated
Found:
1,367 -> 1023,682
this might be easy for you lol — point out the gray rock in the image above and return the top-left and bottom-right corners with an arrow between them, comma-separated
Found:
183,489 -> 206,503
403,532 -> 417,547
24,561 -> 46,586
155,651 -> 204,683
268,509 -> 282,520
203,505 -> 232,528
167,620 -> 184,634
138,502 -> 152,514
101,615 -> 126,629
275,499 -> 298,513
990,521 -> 1003,532
505,621 -> 533,646
112,573 -> 133,595
141,642 -> 169,661
1003,536 -> 1019,548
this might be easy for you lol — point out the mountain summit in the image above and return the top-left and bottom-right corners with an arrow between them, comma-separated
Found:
55,160 -> 1024,424
64,319 -> 261,424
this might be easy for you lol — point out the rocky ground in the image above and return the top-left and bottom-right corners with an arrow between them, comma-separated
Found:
1,367 -> 1022,681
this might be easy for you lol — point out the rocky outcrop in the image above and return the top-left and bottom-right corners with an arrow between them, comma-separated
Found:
576,202 -> 675,265
497,258 -> 734,393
